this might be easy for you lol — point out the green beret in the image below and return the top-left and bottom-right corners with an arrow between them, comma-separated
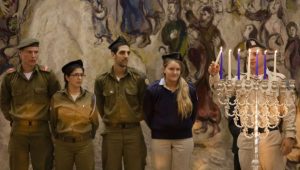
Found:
17,38 -> 39,50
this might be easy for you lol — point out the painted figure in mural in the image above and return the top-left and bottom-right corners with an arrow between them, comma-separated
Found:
94,36 -> 148,170
0,0 -> 30,74
185,5 -> 225,136
120,0 -> 164,48
284,21 -> 300,94
0,38 -> 61,170
91,0 -> 113,45
50,60 -> 99,170
143,52 -> 197,170
161,0 -> 188,57
233,24 -> 258,72
260,0 -> 287,53
209,38 -> 296,170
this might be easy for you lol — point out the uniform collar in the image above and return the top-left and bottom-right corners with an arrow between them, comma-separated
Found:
16,64 -> 39,73
62,88 -> 86,99
108,66 -> 132,79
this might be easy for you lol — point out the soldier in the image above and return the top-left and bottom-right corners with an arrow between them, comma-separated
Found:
94,36 -> 148,170
208,38 -> 296,170
50,59 -> 99,170
0,38 -> 61,170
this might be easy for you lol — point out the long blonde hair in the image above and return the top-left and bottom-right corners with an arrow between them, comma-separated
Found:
163,59 -> 193,119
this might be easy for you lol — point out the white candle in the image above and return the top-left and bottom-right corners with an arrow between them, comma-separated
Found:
247,49 -> 251,80
228,49 -> 232,80
215,46 -> 223,63
274,50 -> 277,80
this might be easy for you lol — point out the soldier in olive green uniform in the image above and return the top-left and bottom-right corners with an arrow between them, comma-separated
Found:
0,38 -> 61,170
50,60 -> 99,170
94,36 -> 148,170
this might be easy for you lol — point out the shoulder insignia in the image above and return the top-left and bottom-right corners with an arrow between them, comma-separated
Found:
5,67 -> 16,74
40,65 -> 50,72
145,78 -> 150,85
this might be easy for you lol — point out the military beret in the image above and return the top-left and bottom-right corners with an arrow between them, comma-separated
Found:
246,38 -> 266,50
17,38 -> 39,50
162,52 -> 183,61
61,59 -> 83,74
108,36 -> 129,50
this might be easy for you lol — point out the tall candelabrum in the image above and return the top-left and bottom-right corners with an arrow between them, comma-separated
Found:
214,47 -> 296,169
215,77 -> 296,170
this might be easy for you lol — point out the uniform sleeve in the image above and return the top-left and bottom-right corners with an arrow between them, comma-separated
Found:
49,97 -> 58,138
90,95 -> 99,138
138,75 -> 148,118
94,78 -> 104,118
143,88 -> 154,127
0,74 -> 12,121
48,71 -> 61,97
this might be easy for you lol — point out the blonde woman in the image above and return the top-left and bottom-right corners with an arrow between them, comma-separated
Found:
143,52 -> 198,170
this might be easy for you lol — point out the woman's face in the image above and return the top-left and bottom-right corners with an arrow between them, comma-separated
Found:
164,60 -> 181,83
288,26 -> 297,38
66,67 -> 84,89
243,25 -> 254,39
269,0 -> 281,14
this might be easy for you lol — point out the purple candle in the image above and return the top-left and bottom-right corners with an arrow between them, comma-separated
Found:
256,49 -> 258,76
220,51 -> 223,79
237,49 -> 240,80
263,50 -> 267,79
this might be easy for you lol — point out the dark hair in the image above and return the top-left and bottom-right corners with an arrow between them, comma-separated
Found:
63,65 -> 85,88
286,22 -> 298,34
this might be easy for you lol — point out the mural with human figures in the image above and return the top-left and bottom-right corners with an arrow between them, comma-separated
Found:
1,0 -> 300,169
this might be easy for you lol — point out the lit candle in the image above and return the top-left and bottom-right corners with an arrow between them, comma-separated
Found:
215,46 -> 223,63
247,49 -> 251,80
237,49 -> 240,80
264,50 -> 267,79
274,50 -> 277,79
256,49 -> 259,76
220,50 -> 223,79
228,49 -> 232,80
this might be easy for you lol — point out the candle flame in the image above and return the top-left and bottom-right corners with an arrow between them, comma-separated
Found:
264,50 -> 267,54
238,48 -> 240,52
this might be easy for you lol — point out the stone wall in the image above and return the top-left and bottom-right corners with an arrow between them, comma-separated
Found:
1,0 -> 300,169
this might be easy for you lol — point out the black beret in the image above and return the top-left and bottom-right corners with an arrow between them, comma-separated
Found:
108,36 -> 129,50
61,60 -> 83,74
246,38 -> 266,50
162,52 -> 183,61
17,38 -> 39,50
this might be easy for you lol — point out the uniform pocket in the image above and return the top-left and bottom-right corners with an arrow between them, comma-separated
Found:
12,90 -> 24,105
34,87 -> 48,103
103,89 -> 116,108
125,87 -> 139,109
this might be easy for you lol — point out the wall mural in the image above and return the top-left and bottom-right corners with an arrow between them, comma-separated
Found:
0,0 -> 300,168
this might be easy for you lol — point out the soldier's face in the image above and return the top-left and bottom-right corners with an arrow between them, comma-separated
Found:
66,68 -> 84,88
163,60 -> 181,83
19,46 -> 39,67
113,45 -> 130,68
249,47 -> 264,70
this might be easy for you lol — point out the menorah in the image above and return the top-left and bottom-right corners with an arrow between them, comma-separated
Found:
212,47 -> 296,170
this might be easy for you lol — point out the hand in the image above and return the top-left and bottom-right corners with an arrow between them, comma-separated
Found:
208,62 -> 220,76
0,0 -> 10,16
281,137 -> 296,155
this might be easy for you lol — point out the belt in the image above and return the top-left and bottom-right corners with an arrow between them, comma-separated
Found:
244,126 -> 279,134
105,122 -> 140,129
56,132 -> 92,143
12,120 -> 48,126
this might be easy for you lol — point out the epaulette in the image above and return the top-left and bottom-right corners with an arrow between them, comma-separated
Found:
5,67 -> 16,74
39,65 -> 51,72
96,72 -> 109,80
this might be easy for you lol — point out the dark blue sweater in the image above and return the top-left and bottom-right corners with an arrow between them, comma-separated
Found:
143,80 -> 198,139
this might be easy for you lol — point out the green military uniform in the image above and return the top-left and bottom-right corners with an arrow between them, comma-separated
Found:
50,88 -> 99,170
0,64 -> 60,170
94,67 -> 147,170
